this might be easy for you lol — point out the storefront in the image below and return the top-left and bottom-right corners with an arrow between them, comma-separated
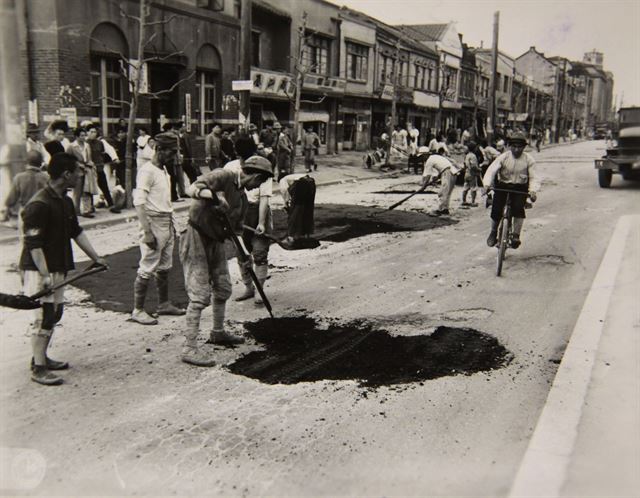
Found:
339,98 -> 372,151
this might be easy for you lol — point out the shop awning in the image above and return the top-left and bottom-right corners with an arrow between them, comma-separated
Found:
261,110 -> 278,122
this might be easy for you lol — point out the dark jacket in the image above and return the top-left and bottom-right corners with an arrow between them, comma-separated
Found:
19,185 -> 83,273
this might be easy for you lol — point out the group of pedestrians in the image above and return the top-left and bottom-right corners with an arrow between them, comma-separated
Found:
14,119 -> 318,385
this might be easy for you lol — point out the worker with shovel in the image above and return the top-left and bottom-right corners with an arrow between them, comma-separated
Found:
223,137 -> 274,305
19,152 -> 107,385
179,155 -> 273,366
421,148 -> 461,216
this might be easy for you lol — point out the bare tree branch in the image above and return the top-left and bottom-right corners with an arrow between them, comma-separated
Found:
141,49 -> 187,64
143,31 -> 158,48
143,14 -> 177,27
144,71 -> 195,98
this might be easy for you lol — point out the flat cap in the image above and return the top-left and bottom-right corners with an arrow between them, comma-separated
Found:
242,155 -> 274,177
153,132 -> 178,151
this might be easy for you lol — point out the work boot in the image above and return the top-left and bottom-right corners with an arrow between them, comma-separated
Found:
31,365 -> 63,386
157,302 -> 186,316
206,329 -> 244,346
181,346 -> 216,367
510,235 -> 521,249
31,357 -> 69,371
254,264 -> 268,305
234,286 -> 255,302
129,309 -> 158,325
487,230 -> 498,247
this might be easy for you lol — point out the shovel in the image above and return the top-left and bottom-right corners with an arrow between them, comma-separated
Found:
243,225 -> 320,250
222,214 -> 274,318
0,262 -> 107,310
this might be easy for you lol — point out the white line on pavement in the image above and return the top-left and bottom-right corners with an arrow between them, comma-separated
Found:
507,214 -> 634,498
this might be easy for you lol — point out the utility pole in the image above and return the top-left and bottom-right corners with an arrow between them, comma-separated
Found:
554,58 -> 567,142
385,40 -> 400,166
487,11 -> 499,144
0,0 -> 26,209
239,0 -> 252,129
292,12 -> 308,164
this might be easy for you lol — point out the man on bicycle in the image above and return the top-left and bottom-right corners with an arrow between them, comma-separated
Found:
482,131 -> 540,248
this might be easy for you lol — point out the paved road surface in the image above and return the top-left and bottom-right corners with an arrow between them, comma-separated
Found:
0,141 -> 637,496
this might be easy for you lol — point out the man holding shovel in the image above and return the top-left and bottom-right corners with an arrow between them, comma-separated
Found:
20,152 -> 107,385
180,155 -> 273,366
223,140 -> 274,305
421,148 -> 461,216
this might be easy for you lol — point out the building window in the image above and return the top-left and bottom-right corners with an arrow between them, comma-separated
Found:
197,0 -> 224,11
90,56 -> 125,130
380,54 -> 394,84
252,31 -> 261,67
233,0 -> 240,17
303,34 -> 330,75
195,71 -> 216,136
346,42 -> 368,81
503,75 -> 509,93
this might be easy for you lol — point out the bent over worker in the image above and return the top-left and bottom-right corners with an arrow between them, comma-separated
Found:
421,148 -> 461,216
279,173 -> 316,245
179,158 -> 272,366
224,153 -> 274,305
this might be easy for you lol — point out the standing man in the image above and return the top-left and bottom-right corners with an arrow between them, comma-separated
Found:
130,133 -> 185,325
421,148 -> 461,216
303,126 -> 320,173
44,120 -> 70,157
220,129 -> 236,165
3,150 -> 48,226
275,123 -> 293,181
108,127 -> 128,189
483,131 -> 539,249
259,122 -> 275,149
26,123 -> 50,168
224,148 -> 274,305
461,142 -> 481,207
205,123 -> 223,170
178,122 -> 199,183
20,152 -> 107,385
180,155 -> 273,365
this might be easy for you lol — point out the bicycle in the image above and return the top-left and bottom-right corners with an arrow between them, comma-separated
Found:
489,187 -> 534,277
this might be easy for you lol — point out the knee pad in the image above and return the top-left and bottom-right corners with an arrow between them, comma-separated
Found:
41,303 -> 56,331
54,303 -> 64,324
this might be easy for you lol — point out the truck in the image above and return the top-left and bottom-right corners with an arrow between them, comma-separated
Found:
595,107 -> 640,188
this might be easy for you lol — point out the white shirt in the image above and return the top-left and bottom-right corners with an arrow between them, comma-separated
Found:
279,173 -> 308,206
223,160 -> 273,205
133,160 -> 173,213
428,139 -> 449,155
482,151 -> 540,192
422,155 -> 460,178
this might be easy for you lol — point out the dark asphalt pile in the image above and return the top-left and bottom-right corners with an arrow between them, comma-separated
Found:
228,316 -> 512,387
73,205 -> 455,313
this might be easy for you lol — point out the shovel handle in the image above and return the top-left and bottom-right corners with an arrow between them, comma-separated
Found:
30,263 -> 107,300
242,225 -> 279,244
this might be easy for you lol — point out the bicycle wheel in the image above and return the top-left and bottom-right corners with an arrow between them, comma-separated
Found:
496,216 -> 510,277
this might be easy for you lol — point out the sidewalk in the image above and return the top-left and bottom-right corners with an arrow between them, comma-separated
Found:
509,214 -> 640,497
0,151 -> 398,245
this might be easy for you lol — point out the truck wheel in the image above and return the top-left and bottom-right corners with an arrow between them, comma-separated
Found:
598,169 -> 612,188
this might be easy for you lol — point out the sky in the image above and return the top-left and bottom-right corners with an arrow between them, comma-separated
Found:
327,0 -> 640,107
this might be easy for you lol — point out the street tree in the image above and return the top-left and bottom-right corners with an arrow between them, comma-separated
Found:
283,11 -> 326,167
62,0 -> 194,207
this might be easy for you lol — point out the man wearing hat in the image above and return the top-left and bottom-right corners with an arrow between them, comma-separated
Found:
26,123 -> 50,168
274,122 -> 293,181
179,153 -> 273,366
205,123 -> 223,170
224,142 -> 274,304
482,131 -> 540,249
461,141 -> 481,207
130,132 -> 185,325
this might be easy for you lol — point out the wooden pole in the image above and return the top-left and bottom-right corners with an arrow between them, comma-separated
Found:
239,0 -> 252,129
487,11 -> 499,144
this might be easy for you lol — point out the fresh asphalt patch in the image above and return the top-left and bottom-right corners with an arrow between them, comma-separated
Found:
72,204 -> 455,313
227,315 -> 513,388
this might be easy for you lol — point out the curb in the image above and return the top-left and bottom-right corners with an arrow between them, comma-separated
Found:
507,214 -> 634,497
0,169 -> 400,246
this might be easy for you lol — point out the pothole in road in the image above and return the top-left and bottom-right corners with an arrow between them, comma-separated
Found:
371,190 -> 437,195
73,205 -> 455,313
227,316 -> 512,388
513,254 -> 573,266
